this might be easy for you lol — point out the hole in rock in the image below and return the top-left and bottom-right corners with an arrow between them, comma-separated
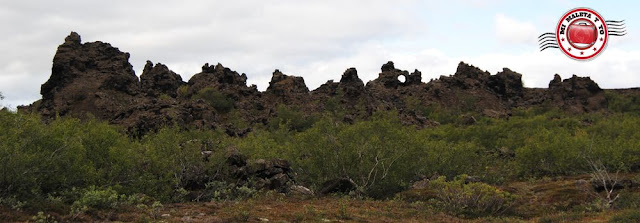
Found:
397,75 -> 406,83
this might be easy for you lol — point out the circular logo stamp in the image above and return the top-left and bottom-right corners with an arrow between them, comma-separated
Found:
556,8 -> 608,60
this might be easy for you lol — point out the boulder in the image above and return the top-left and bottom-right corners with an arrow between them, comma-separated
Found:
590,179 -> 624,192
289,185 -> 314,196
319,178 -> 357,195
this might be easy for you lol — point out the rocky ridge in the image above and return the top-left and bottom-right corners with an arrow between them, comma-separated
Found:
21,32 -> 618,136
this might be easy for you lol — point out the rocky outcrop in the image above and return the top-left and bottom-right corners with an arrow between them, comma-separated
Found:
38,32 -> 140,120
23,32 -> 628,136
187,63 -> 258,98
339,68 -> 366,97
313,68 -> 366,99
488,68 -> 524,101
548,74 -> 606,113
225,150 -> 297,193
140,61 -> 184,98
441,61 -> 491,89
368,61 -> 422,89
111,99 -> 218,136
266,69 -> 309,96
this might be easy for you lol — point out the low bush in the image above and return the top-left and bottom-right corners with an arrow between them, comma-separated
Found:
610,209 -> 640,223
192,87 -> 234,113
606,91 -> 640,114
268,104 -> 317,132
1,105 -> 640,213
204,181 -> 257,201
32,211 -> 57,223
290,111 -> 423,198
71,186 -> 120,212
615,192 -> 640,210
424,175 -> 516,218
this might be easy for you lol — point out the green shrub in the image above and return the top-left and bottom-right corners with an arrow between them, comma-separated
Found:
177,85 -> 189,98
32,211 -> 57,223
0,112 -> 102,198
514,128 -> 586,177
71,186 -> 120,211
290,111 -> 423,198
135,201 -> 164,220
192,87 -> 234,113
615,192 -> 640,210
537,212 -> 586,223
137,126 -> 229,201
424,175 -> 516,218
87,188 -> 118,208
202,181 -> 257,201
268,105 -> 317,132
610,209 -> 640,223
3,99 -> 640,208
0,195 -> 26,211
606,91 -> 640,114
232,208 -> 251,222
158,93 -> 171,101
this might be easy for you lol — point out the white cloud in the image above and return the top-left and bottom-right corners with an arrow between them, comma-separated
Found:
495,13 -> 538,44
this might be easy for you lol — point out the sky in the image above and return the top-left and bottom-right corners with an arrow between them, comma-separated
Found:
0,0 -> 638,108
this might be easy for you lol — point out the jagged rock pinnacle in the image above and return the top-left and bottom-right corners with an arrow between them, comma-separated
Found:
64,31 -> 81,45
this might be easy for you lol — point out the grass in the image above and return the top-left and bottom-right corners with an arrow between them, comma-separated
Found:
3,174 -> 640,222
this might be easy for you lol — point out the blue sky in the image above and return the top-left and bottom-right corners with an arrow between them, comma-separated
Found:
0,1 -> 638,108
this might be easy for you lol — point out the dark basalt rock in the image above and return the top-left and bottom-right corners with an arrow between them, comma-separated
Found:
24,32 -> 628,137
140,61 -> 185,98
440,62 -> 491,90
319,178 -> 357,195
406,69 -> 422,85
226,153 -> 296,193
187,63 -> 255,97
38,31 -> 140,120
454,61 -> 490,80
488,68 -> 524,100
338,68 -> 365,97
266,69 -> 309,96
548,74 -> 606,113
367,61 -> 413,89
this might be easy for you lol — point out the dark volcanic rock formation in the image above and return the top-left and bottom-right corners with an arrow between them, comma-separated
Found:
140,61 -> 185,98
314,68 -> 366,98
368,61 -> 422,89
187,63 -> 258,98
38,32 -> 140,120
488,68 -> 524,100
548,74 -> 606,113
266,69 -> 309,96
23,32 -> 620,135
